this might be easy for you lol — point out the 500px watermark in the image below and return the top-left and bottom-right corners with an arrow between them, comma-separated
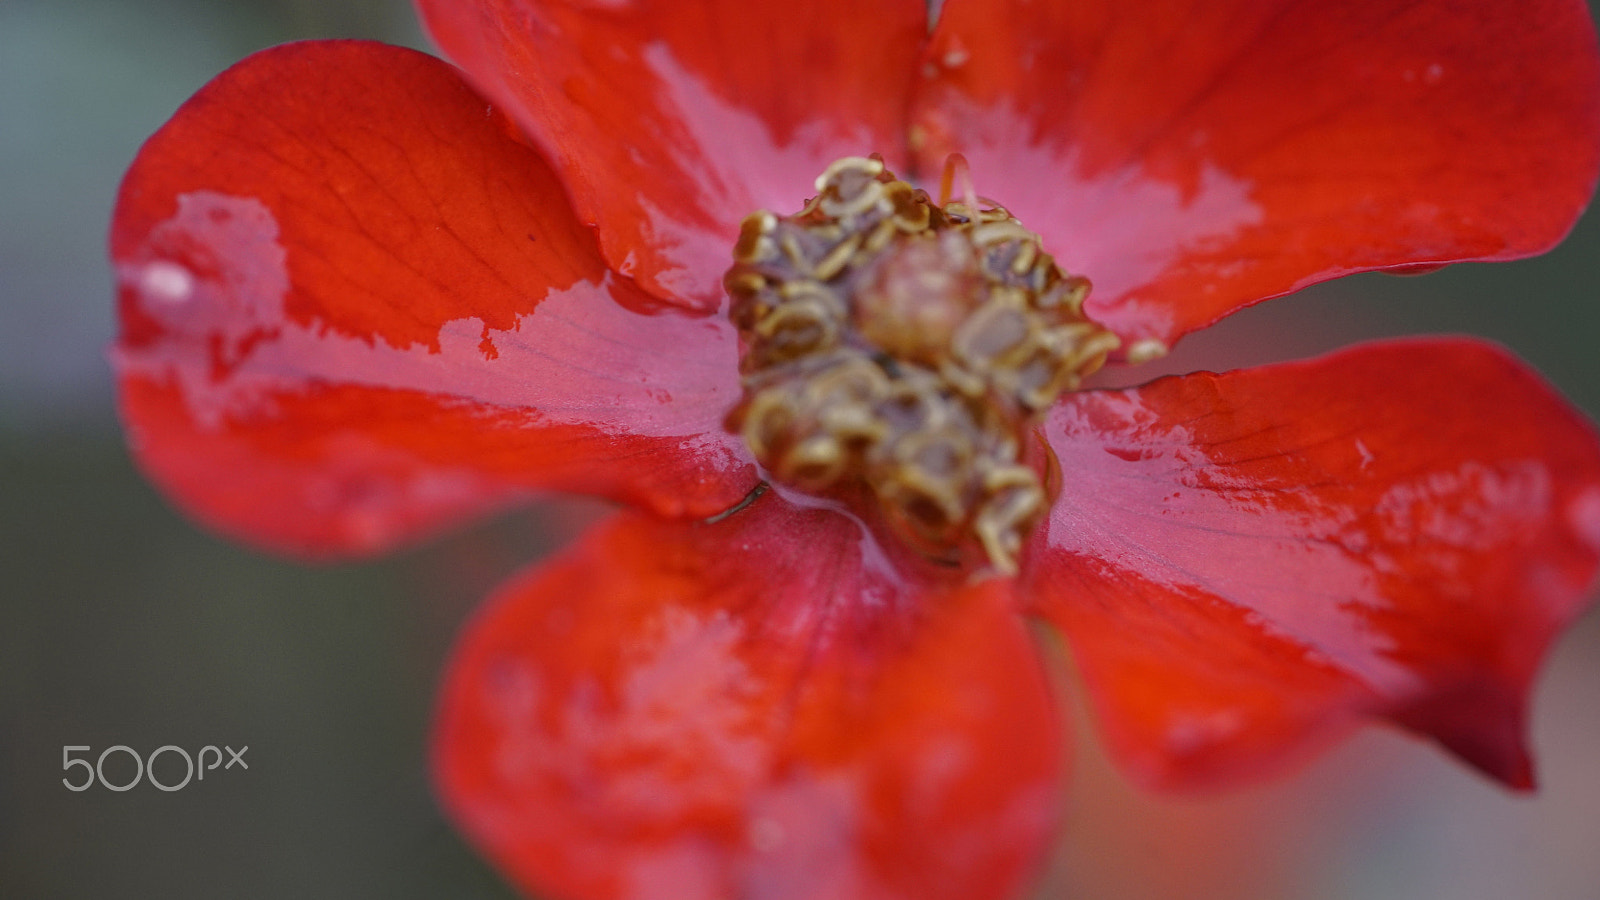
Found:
62,745 -> 248,791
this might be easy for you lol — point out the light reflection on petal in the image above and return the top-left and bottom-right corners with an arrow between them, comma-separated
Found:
435,494 -> 1064,900
1026,339 -> 1600,788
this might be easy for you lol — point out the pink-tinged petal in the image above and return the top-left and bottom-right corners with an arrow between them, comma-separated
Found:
112,41 -> 753,557
1025,338 -> 1600,790
916,0 -> 1600,350
416,0 -> 928,311
434,491 -> 1062,900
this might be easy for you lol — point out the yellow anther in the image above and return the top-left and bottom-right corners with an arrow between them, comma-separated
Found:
724,156 -> 1118,575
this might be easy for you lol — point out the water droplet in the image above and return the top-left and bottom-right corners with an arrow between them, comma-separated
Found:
1125,338 -> 1169,364
136,260 -> 196,305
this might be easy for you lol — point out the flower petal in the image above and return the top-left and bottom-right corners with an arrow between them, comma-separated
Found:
916,0 -> 1600,351
1025,338 -> 1600,790
112,41 -> 753,557
433,491 -> 1063,900
416,0 -> 929,311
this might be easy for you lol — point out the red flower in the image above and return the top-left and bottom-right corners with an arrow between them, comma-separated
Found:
111,2 -> 1600,899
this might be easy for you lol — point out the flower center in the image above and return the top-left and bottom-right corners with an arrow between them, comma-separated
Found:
724,156 -> 1118,574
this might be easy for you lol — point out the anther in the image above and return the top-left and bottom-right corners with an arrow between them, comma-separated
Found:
724,156 -> 1119,575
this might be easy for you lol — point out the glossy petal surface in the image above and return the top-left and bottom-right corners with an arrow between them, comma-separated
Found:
1027,338 -> 1600,790
417,0 -> 928,311
434,492 -> 1062,900
916,0 -> 1600,350
111,41 -> 753,556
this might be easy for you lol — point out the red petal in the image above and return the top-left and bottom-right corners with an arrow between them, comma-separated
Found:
434,491 -> 1063,900
111,41 -> 753,557
916,0 -> 1600,350
416,0 -> 929,311
1025,338 -> 1600,790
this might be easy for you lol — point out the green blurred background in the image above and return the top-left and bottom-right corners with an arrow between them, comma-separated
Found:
2,1 -> 1597,897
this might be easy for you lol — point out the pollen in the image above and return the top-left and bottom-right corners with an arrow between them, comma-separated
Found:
724,156 -> 1119,575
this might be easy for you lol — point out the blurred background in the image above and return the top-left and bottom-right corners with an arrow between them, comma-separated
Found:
1,0 -> 1597,897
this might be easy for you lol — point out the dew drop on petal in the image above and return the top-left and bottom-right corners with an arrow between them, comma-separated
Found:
135,260 -> 196,305
1124,338 -> 1169,365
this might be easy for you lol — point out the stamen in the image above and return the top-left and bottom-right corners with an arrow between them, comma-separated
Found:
704,481 -> 771,524
724,156 -> 1118,575
939,152 -> 978,212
